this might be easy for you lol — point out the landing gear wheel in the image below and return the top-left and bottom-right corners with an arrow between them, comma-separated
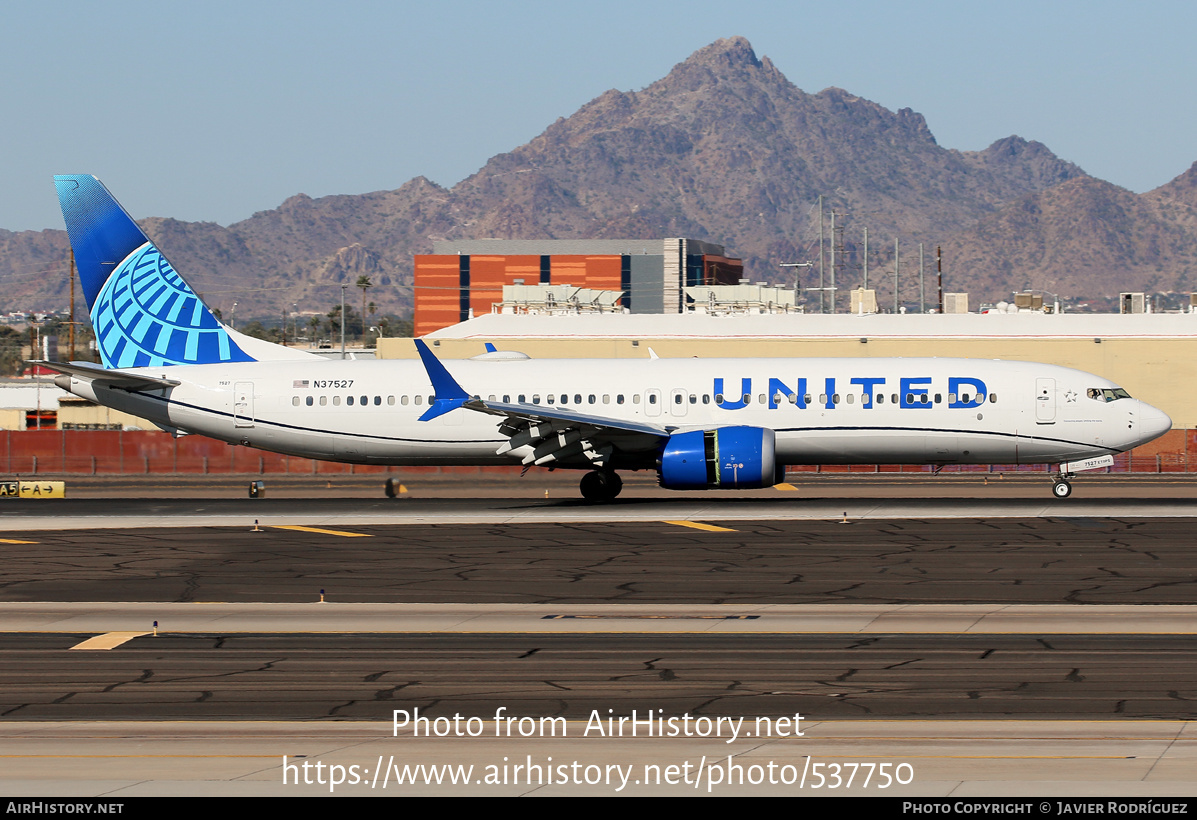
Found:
579,470 -> 622,501
1052,480 -> 1072,498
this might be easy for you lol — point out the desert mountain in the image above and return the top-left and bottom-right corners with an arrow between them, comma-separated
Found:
1,36 -> 1191,319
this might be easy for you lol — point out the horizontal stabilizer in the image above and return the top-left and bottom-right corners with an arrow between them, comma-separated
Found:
30,360 -> 180,389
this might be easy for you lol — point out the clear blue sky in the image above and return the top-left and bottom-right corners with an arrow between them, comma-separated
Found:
2,0 -> 1193,231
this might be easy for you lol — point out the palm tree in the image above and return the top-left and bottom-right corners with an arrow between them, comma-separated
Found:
356,276 -> 372,343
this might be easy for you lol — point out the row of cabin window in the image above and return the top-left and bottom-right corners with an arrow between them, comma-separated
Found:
292,395 -> 405,407
291,391 -> 998,408
745,392 -> 998,406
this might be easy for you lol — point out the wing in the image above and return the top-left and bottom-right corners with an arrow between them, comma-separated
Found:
464,397 -> 668,467
413,340 -> 669,467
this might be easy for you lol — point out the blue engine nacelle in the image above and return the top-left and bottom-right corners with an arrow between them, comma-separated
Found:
659,426 -> 779,490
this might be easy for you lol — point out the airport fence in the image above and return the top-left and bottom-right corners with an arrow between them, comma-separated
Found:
0,429 -> 1192,477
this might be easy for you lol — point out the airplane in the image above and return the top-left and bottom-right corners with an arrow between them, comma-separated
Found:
39,175 -> 1172,501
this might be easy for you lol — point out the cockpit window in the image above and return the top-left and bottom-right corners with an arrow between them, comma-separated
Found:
1088,387 -> 1132,402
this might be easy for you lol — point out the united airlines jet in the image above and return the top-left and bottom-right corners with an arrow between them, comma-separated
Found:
40,175 -> 1172,500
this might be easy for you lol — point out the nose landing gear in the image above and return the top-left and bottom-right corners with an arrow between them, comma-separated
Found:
579,470 -> 622,502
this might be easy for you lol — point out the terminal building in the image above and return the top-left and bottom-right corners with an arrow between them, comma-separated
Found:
413,239 -> 743,336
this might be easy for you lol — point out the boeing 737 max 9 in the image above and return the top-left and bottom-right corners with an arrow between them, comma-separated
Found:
39,175 -> 1172,500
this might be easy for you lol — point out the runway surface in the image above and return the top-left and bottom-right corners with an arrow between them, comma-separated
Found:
2,493 -> 1196,795
0,516 -> 1195,604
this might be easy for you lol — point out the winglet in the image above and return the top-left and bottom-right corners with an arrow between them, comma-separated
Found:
414,339 -> 471,421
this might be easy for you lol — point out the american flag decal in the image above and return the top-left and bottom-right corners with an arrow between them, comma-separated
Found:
293,380 -> 309,388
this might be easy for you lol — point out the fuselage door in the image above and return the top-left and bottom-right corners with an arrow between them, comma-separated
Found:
1035,378 -> 1056,423
233,382 -> 255,428
645,388 -> 662,417
670,388 -> 687,417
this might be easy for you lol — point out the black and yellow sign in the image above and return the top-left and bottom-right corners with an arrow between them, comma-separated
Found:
0,481 -> 65,499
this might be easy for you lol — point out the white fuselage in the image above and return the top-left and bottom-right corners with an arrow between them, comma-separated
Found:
60,356 -> 1171,471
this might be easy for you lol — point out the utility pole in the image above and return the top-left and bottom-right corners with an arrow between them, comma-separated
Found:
936,246 -> 943,314
340,284 -> 348,359
829,210 -> 837,313
919,244 -> 925,314
862,227 -> 869,290
817,195 -> 825,314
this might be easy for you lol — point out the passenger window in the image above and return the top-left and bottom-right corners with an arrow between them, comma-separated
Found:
360,396 -> 367,405
347,396 -> 355,406
503,395 -> 510,403
320,396 -> 328,406
674,394 -> 682,404
819,394 -> 827,404
948,393 -> 956,404
633,395 -> 640,404
833,393 -> 840,404
334,396 -> 342,406
617,394 -> 624,404
921,394 -> 929,404
804,394 -> 812,405
414,396 -> 422,406
374,396 -> 381,406
305,396 -> 314,406
575,394 -> 582,404
989,394 -> 998,403
518,394 -> 525,403
401,396 -> 408,405
715,394 -> 724,405
387,396 -> 394,406
292,396 -> 300,406
846,394 -> 854,405
690,394 -> 697,404
876,394 -> 884,405
648,394 -> 656,405
960,393 -> 969,403
703,395 -> 710,404
743,394 -> 751,404
934,394 -> 942,404
533,395 -> 541,404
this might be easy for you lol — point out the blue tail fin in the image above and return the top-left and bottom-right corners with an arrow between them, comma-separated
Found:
54,175 -> 254,368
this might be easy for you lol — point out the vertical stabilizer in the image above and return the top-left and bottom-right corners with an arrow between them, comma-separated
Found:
53,175 -> 255,368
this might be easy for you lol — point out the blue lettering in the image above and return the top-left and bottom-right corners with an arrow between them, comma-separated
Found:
900,377 -> 933,409
851,377 -> 886,409
767,378 -> 807,409
948,377 -> 987,408
824,377 -> 836,410
714,377 -> 751,410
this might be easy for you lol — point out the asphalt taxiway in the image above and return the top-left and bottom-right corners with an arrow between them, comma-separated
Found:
2,485 -> 1196,795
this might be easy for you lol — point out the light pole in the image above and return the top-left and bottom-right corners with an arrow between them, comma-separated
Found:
340,285 -> 348,359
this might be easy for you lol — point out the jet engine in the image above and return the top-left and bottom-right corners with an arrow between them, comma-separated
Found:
659,426 -> 779,490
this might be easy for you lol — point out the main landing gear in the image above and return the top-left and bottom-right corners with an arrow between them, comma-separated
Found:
580,470 -> 622,502
1051,473 -> 1074,498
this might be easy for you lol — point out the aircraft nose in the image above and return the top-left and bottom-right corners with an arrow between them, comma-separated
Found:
1138,401 -> 1172,443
